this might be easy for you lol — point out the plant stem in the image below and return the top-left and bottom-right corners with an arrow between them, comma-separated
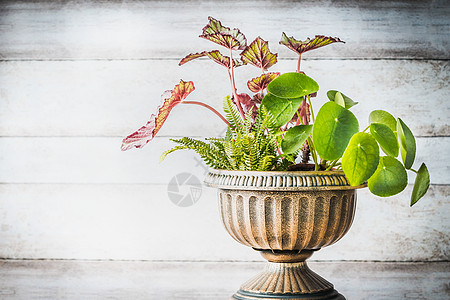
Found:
182,101 -> 230,126
229,49 -> 245,119
363,125 -> 370,132
307,95 -> 315,123
307,136 -> 319,170
410,168 -> 418,174
325,159 -> 339,171
296,54 -> 302,73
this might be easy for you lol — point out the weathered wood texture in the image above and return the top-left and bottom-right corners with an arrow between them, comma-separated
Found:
0,260 -> 449,299
0,0 -> 448,262
0,0 -> 449,60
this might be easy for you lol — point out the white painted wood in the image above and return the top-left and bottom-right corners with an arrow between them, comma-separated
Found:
0,1 -> 448,60
0,183 -> 447,261
0,60 -> 448,137
0,137 -> 447,185
0,260 -> 449,299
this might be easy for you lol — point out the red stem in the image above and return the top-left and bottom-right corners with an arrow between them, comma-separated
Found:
296,54 -> 302,73
182,101 -> 230,126
229,49 -> 245,118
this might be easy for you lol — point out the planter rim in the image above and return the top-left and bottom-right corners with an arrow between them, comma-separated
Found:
204,169 -> 366,191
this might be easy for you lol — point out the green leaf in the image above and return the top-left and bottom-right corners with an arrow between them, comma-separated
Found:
369,110 -> 397,133
368,156 -> 408,197
342,132 -> 380,186
281,125 -> 313,154
313,101 -> 359,160
327,90 -> 358,109
241,37 -> 278,70
370,123 -> 399,157
397,118 -> 416,169
411,163 -> 430,206
261,93 -> 302,128
267,72 -> 319,99
279,33 -> 344,55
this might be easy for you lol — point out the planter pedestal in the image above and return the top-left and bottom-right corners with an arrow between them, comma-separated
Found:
232,250 -> 344,300
204,170 -> 363,300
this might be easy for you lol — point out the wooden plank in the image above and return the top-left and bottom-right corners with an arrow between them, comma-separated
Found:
0,260 -> 448,299
0,183 -> 447,261
0,59 -> 448,137
0,136 -> 447,185
0,1 -> 448,60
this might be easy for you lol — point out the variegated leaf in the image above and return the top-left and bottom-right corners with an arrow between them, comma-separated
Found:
121,80 -> 195,151
241,37 -> 278,70
199,16 -> 247,50
179,50 -> 246,68
247,72 -> 280,93
280,33 -> 344,55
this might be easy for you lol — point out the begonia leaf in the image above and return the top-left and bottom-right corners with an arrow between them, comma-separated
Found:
199,17 -> 247,50
121,80 -> 195,151
247,72 -> 280,93
241,37 -> 278,70
280,33 -> 344,55
179,50 -> 246,68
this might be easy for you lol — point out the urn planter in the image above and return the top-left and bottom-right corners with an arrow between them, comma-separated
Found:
204,169 -> 365,300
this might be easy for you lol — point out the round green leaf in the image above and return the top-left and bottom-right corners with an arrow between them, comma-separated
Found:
370,123 -> 399,157
267,72 -> 319,99
368,156 -> 408,197
342,132 -> 380,186
411,163 -> 430,206
369,110 -> 397,132
281,125 -> 313,154
327,90 -> 358,109
397,118 -> 416,169
261,93 -> 302,128
313,101 -> 359,160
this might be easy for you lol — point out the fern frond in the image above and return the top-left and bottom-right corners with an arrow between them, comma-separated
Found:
160,145 -> 188,163
223,96 -> 243,130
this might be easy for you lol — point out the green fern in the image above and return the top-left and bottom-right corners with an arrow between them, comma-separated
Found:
161,98 -> 282,171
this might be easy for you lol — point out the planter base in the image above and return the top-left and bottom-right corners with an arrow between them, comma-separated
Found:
230,251 -> 345,300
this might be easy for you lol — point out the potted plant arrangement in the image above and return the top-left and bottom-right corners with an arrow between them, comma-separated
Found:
121,17 -> 430,300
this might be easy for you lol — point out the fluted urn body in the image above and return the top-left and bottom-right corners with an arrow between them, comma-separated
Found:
204,169 -> 364,300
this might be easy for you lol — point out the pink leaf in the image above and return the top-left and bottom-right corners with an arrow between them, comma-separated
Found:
199,17 -> 247,50
280,33 -> 344,55
241,37 -> 278,70
247,72 -> 280,93
121,80 -> 195,151
179,51 -> 208,66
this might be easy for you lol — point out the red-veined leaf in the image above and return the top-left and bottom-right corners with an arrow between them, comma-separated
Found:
179,50 -> 246,68
121,80 -> 195,151
199,17 -> 247,50
247,72 -> 280,93
280,33 -> 344,55
241,37 -> 278,70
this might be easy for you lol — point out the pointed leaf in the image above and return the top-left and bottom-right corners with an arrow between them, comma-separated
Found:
370,123 -> 399,157
397,118 -> 416,169
247,72 -> 280,93
121,80 -> 195,151
411,163 -> 430,206
342,132 -> 380,186
368,156 -> 408,197
280,33 -> 344,55
313,101 -> 359,160
369,110 -> 397,133
241,37 -> 278,70
267,72 -> 319,99
281,125 -> 313,154
199,17 -> 247,50
261,93 -> 302,128
179,50 -> 245,68
327,90 -> 358,109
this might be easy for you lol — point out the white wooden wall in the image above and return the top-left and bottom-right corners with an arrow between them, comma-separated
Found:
0,0 -> 448,262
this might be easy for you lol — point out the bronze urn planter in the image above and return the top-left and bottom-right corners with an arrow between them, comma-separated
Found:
204,169 -> 365,300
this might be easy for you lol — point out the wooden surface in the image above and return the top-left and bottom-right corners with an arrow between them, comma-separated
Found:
0,0 -> 449,262
0,260 -> 449,299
